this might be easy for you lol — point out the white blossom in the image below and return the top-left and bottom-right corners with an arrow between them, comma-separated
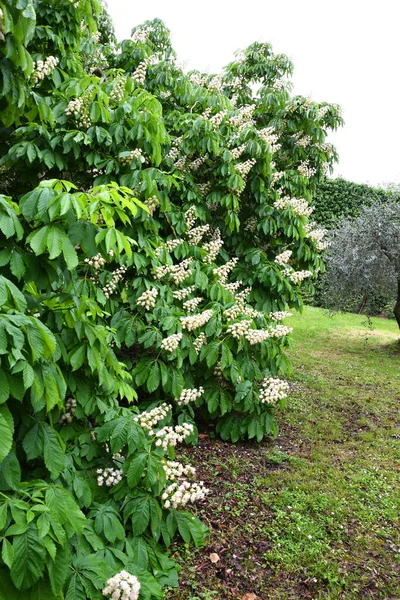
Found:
161,480 -> 208,509
259,377 -> 289,405
160,333 -> 183,352
134,403 -> 171,432
176,387 -> 204,406
155,423 -> 194,451
269,311 -> 293,322
102,570 -> 141,600
58,397 -> 77,424
274,250 -> 292,265
97,467 -> 123,487
180,309 -> 213,331
137,288 -> 158,310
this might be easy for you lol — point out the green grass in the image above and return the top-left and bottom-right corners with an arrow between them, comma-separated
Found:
166,308 -> 400,599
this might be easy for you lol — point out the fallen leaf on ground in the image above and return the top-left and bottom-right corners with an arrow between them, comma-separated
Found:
209,552 -> 220,563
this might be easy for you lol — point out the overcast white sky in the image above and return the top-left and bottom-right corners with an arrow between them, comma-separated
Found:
107,0 -> 400,187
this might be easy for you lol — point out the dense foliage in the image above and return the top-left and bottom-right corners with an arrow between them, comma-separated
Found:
321,202 -> 400,327
0,0 -> 342,597
312,177 -> 400,229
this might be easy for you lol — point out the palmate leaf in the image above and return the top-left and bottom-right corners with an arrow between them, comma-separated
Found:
10,523 -> 46,590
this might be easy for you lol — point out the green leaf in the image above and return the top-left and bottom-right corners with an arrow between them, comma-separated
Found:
2,538 -> 14,569
127,452 -> 147,488
0,405 -> 14,463
130,497 -> 150,536
10,524 -> 46,591
48,543 -> 70,595
42,424 -> 65,478
1,448 -> 21,489
146,362 -> 160,393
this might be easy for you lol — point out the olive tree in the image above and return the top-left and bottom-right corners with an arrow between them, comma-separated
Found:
322,202 -> 400,327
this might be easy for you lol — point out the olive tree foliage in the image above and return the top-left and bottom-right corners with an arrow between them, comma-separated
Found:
0,1 -> 343,598
321,202 -> 400,328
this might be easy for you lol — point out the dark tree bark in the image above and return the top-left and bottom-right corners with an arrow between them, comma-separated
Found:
394,277 -> 400,329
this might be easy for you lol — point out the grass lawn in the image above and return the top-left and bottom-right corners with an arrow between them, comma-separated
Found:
165,307 -> 400,599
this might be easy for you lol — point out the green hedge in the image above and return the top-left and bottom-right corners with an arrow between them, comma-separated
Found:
312,178 -> 400,229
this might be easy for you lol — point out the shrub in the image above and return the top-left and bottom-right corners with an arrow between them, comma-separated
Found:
0,1 -> 343,597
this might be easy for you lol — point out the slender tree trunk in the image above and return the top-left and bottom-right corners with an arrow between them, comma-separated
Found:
394,277 -> 400,329
358,293 -> 368,314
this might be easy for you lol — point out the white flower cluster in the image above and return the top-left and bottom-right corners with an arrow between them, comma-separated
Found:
189,156 -> 206,171
144,195 -> 159,216
305,225 -> 329,250
202,229 -> 224,263
161,480 -> 208,509
273,196 -> 313,217
32,56 -> 59,84
160,333 -> 183,352
137,288 -> 158,310
132,25 -> 154,43
269,311 -> 293,322
244,217 -> 257,232
258,126 -> 281,153
198,182 -> 211,197
272,171 -> 285,184
272,78 -> 289,91
109,75 -> 126,104
194,332 -> 206,353
227,320 -> 251,338
180,309 -> 213,331
163,460 -> 196,480
97,467 -> 123,487
298,160 -> 316,178
102,570 -> 141,600
184,206 -> 197,230
295,134 -> 312,148
173,156 -> 187,171
172,285 -> 195,300
269,324 -> 293,338
213,257 -> 238,283
155,258 -> 193,284
155,423 -> 194,451
183,296 -> 203,312
84,253 -> 105,270
155,238 -> 184,257
119,149 -> 143,166
245,329 -> 270,344
166,146 -> 180,162
134,403 -> 171,433
243,306 -> 264,319
58,397 -> 77,424
316,142 -> 334,154
189,72 -> 208,87
274,250 -> 292,265
187,224 -> 210,245
229,105 -> 255,128
132,57 -> 155,85
209,110 -> 227,129
224,305 -> 242,320
317,105 -> 330,119
231,143 -> 247,159
221,280 -> 242,294
235,159 -> 256,179
65,96 -> 91,128
235,287 -> 251,307
176,387 -> 204,406
288,270 -> 313,284
259,377 -> 289,405
103,265 -> 128,298
208,74 -> 223,92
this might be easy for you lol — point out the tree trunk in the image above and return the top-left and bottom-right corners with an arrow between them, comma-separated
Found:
358,293 -> 368,314
394,278 -> 400,329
